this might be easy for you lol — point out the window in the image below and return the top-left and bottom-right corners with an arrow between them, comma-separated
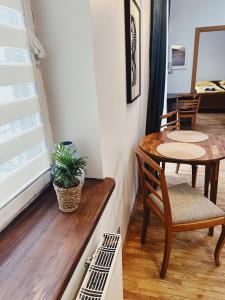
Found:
0,0 -> 52,230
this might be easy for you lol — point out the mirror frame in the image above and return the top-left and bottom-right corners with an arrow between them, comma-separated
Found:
191,25 -> 225,92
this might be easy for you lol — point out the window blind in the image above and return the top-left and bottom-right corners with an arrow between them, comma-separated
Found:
0,1 -> 50,212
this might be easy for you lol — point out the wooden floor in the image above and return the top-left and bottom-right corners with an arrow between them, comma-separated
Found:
123,114 -> 225,300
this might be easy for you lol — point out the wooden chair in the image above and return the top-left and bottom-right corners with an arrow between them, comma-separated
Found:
160,111 -> 197,188
160,110 -> 180,132
176,94 -> 201,130
175,94 -> 201,176
135,147 -> 225,279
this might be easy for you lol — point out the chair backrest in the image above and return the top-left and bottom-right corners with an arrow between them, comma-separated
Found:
135,147 -> 172,226
176,94 -> 201,130
176,94 -> 201,116
160,110 -> 180,131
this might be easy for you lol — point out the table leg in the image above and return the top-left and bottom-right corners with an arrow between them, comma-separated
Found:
192,165 -> 198,188
204,165 -> 211,198
208,161 -> 220,236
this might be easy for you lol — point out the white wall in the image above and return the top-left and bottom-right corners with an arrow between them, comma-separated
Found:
30,0 -> 104,178
197,31 -> 225,82
90,0 -> 150,236
168,0 -> 225,93
30,0 -> 151,297
140,0 -> 151,135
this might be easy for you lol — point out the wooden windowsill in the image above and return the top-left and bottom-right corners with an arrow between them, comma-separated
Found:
0,178 -> 115,300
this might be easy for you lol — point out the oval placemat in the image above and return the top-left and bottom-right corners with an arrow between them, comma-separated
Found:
157,142 -> 206,160
167,130 -> 208,143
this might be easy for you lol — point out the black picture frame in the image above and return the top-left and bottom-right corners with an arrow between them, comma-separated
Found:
125,0 -> 141,104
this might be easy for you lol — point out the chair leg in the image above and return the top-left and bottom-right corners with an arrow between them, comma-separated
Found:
160,228 -> 173,279
214,224 -> 225,266
162,162 -> 166,171
191,117 -> 195,130
204,165 -> 211,198
141,205 -> 150,245
192,165 -> 198,188
175,163 -> 180,174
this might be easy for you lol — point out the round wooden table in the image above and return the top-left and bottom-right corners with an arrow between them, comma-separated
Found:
140,131 -> 225,235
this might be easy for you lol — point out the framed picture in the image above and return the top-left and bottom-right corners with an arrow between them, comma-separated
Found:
170,45 -> 187,69
125,0 -> 141,103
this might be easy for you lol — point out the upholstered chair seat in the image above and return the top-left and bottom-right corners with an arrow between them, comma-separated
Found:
151,183 -> 225,224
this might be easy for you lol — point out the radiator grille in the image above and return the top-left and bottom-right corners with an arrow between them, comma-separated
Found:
76,233 -> 121,300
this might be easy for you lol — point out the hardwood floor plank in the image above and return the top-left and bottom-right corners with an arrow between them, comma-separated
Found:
123,114 -> 225,299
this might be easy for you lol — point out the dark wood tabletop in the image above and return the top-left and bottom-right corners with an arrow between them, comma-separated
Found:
140,131 -> 225,165
0,178 -> 115,300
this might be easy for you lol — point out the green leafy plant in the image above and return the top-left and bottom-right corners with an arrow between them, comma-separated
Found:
51,143 -> 87,189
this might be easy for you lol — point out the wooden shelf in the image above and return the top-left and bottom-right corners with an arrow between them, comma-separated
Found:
0,178 -> 115,300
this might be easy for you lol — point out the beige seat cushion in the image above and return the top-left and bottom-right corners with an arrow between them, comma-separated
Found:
151,183 -> 225,224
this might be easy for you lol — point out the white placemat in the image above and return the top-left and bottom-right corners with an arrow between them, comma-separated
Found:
167,130 -> 208,143
157,142 -> 206,160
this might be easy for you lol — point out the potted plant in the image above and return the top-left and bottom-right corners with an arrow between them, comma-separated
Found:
51,143 -> 87,212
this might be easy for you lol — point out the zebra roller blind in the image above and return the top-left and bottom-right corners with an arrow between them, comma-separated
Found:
0,0 -> 50,211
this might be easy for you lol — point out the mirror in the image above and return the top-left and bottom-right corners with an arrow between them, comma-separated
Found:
191,26 -> 225,92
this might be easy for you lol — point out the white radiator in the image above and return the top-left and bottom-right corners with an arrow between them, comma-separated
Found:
76,233 -> 123,300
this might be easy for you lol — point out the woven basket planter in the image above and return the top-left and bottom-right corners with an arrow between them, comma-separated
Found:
53,182 -> 82,213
